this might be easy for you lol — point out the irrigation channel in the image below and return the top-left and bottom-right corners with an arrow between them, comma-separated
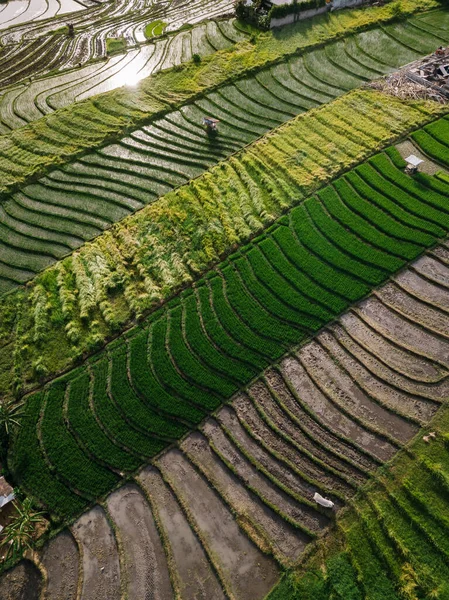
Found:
1,12 -> 449,294
3,235 -> 449,599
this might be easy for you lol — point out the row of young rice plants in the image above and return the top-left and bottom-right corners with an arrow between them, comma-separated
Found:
0,1 -> 446,194
266,404 -> 449,600
0,90 -> 443,398
411,114 -> 449,169
10,142 -> 449,518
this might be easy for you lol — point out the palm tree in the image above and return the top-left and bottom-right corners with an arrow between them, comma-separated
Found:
1,498 -> 45,562
0,399 -> 24,436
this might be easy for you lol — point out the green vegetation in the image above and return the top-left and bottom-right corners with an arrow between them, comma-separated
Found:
0,498 -> 45,562
0,0 -> 442,196
411,115 -> 449,169
106,37 -> 127,55
0,90 -> 442,399
265,403 -> 449,600
144,20 -> 167,39
9,132 -> 449,517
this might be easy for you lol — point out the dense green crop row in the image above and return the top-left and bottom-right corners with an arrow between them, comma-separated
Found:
412,115 -> 449,167
67,371 -> 141,472
10,144 -> 449,516
9,391 -> 88,518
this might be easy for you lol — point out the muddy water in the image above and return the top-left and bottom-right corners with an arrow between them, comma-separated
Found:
282,355 -> 396,462
138,466 -> 225,600
356,297 -> 449,368
182,431 -> 305,565
40,532 -> 79,600
340,311 -> 447,382
157,448 -> 279,600
263,370 -> 377,473
318,329 -> 438,423
71,506 -> 121,600
329,322 -> 449,402
236,390 -> 361,495
106,484 -> 173,600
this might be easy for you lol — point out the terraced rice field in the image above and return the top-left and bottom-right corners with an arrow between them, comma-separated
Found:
2,2 -> 449,598
0,0 -> 235,75
0,14 -> 248,132
0,0 -> 97,31
0,88 -> 441,401
8,141 -> 449,517
1,15 -> 448,292
5,237 -> 449,599
2,13 -> 449,130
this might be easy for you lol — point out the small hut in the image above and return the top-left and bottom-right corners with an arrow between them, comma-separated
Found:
404,154 -> 424,175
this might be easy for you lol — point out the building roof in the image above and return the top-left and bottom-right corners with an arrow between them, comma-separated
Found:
405,154 -> 424,167
0,477 -> 14,509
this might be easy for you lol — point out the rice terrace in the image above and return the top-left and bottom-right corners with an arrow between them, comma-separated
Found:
3,0 -> 449,597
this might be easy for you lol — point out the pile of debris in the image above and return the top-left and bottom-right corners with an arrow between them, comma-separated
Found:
367,69 -> 447,103
367,46 -> 449,104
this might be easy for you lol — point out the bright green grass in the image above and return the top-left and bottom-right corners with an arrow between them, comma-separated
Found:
106,37 -> 127,54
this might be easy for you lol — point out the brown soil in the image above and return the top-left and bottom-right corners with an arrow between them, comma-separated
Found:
156,449 -> 279,600
395,140 -> 443,175
340,311 -> 446,382
263,369 -> 376,474
182,431 -> 306,565
106,484 -> 173,600
40,531 -> 79,600
318,329 -> 437,423
414,255 -> 449,288
376,283 -> 449,338
217,405 -> 345,507
281,355 -> 396,462
234,390 -> 358,495
432,244 -> 449,266
138,466 -> 225,600
356,297 -> 449,368
396,269 -> 449,313
71,506 -> 121,600
299,342 -> 415,444
202,416 -> 330,534
0,561 -> 41,600
329,323 -> 448,403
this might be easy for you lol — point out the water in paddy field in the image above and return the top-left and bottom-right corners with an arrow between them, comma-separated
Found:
0,0 -> 85,29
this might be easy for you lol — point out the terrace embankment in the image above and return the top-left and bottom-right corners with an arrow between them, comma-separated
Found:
4,238 -> 449,598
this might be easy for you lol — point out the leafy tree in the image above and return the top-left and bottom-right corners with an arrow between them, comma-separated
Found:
1,498 -> 45,562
